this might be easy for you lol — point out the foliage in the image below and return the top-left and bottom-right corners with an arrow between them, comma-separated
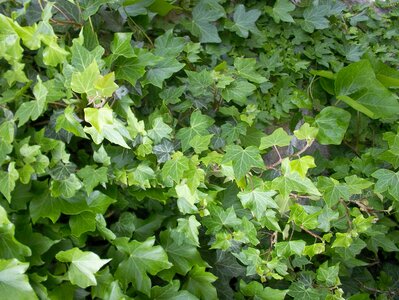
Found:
1,0 -> 399,299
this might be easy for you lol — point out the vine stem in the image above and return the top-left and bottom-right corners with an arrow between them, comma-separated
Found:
268,140 -> 314,169
339,199 -> 353,230
300,226 -> 323,242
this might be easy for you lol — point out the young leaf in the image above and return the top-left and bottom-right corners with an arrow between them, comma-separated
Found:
0,162 -> 19,202
237,188 -> 278,219
0,259 -> 37,300
56,248 -> 111,288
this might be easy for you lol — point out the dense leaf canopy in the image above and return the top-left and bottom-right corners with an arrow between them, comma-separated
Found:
1,0 -> 399,299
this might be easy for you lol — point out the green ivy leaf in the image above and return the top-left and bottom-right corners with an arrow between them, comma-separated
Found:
314,106 -> 351,145
221,80 -> 256,106
203,206 -> 241,235
228,5 -> 261,38
161,152 -> 189,183
0,206 -> 31,260
50,174 -> 82,198
0,162 -> 19,202
0,259 -> 37,300
151,280 -> 197,300
270,0 -> 295,23
240,280 -> 288,300
148,117 -> 173,144
234,57 -> 267,84
317,177 -> 350,207
372,169 -> 399,201
56,106 -> 88,138
176,111 -> 214,151
182,266 -> 218,300
237,188 -> 278,219
144,57 -> 185,88
222,145 -> 264,180
56,248 -> 111,288
84,105 -> 113,133
15,77 -> 48,127
260,128 -> 292,150
71,60 -> 100,96
190,0 -> 225,43
335,60 -> 399,118
114,236 -> 172,296
77,165 -> 108,195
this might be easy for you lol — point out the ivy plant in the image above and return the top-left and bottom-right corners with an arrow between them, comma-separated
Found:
1,0 -> 399,299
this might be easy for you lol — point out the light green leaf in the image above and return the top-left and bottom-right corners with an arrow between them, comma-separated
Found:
0,162 -> 19,202
127,163 -> 155,189
77,165 -> 108,195
114,237 -> 172,296
189,134 -> 213,154
372,169 -> 399,201
344,175 -> 373,195
240,280 -> 288,300
71,60 -> 100,96
275,240 -> 306,258
294,123 -> 319,141
84,105 -> 113,133
332,232 -> 353,248
175,183 -> 199,214
94,72 -> 118,98
56,248 -> 111,288
260,128 -> 292,150
161,152 -> 189,183
314,106 -> 351,145
70,41 -> 104,71
228,4 -> 261,38
176,111 -> 214,151
238,188 -> 278,219
56,106 -> 88,138
290,156 -> 316,177
15,77 -> 48,127
0,259 -> 37,300
289,203 -> 320,230
148,117 -> 173,144
108,32 -> 136,63
0,205 -> 31,260
42,41 -> 69,66
222,145 -> 264,180
176,216 -> 201,247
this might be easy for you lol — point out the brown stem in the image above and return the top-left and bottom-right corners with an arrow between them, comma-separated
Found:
268,140 -> 314,169
300,226 -> 323,241
339,199 -> 353,231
